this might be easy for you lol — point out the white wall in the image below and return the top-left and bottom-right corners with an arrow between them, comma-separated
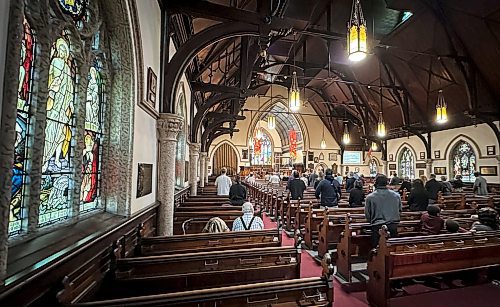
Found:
130,0 -> 161,213
0,1 -> 9,119
387,123 -> 500,183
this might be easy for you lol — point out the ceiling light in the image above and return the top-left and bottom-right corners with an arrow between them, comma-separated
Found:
347,0 -> 368,62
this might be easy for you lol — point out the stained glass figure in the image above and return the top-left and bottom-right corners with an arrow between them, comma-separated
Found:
399,147 -> 415,179
9,18 -> 35,235
369,159 -> 377,177
451,140 -> 476,182
58,0 -> 86,19
39,32 -> 76,226
251,131 -> 272,165
80,58 -> 103,213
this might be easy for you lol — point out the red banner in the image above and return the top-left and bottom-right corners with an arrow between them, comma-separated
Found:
289,129 -> 297,161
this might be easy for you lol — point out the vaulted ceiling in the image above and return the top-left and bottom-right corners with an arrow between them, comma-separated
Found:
164,0 -> 500,151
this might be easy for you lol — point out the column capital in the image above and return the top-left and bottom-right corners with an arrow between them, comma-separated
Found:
189,142 -> 201,154
157,113 -> 184,142
200,151 -> 208,158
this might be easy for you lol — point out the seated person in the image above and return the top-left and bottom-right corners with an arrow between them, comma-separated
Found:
348,180 -> 365,207
232,202 -> 264,231
229,175 -> 247,205
202,217 -> 230,233
289,171 -> 307,200
445,219 -> 467,233
471,207 -> 499,231
398,176 -> 412,195
421,205 -> 444,235
408,179 -> 429,211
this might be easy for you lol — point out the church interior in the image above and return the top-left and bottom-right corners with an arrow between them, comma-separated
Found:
0,0 -> 500,306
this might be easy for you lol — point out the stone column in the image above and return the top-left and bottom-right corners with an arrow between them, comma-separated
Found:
189,143 -> 201,196
381,160 -> 388,175
157,113 -> 183,236
426,159 -> 433,177
205,155 -> 210,185
199,152 -> 207,188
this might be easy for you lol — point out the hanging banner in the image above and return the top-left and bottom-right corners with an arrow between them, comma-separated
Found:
289,129 -> 297,161
254,138 -> 262,155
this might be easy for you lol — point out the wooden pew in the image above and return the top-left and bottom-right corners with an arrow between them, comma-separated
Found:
366,228 -> 500,307
110,246 -> 301,294
173,211 -> 241,234
69,277 -> 334,306
139,229 -> 280,256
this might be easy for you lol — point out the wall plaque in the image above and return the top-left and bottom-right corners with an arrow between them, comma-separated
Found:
416,163 -> 427,169
434,167 -> 446,175
479,166 -> 497,176
389,164 -> 397,170
137,163 -> 153,198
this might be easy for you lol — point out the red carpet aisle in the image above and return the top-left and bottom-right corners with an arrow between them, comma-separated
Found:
262,213 -> 369,307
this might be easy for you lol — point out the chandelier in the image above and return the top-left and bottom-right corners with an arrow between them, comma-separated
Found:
342,122 -> 351,144
347,0 -> 367,62
320,125 -> 327,149
289,71 -> 301,112
436,90 -> 448,123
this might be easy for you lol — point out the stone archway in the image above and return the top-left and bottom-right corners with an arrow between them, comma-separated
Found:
213,143 -> 238,176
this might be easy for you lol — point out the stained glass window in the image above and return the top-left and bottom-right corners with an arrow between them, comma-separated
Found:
39,32 -> 77,227
80,57 -> 103,213
451,140 -> 476,182
399,148 -> 415,179
175,93 -> 186,187
58,0 -> 87,19
9,18 -> 36,236
251,132 -> 272,166
369,159 -> 377,177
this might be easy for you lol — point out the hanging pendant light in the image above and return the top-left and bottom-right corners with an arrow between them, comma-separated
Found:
377,112 -> 386,137
268,114 -> 276,130
342,122 -> 351,144
371,141 -> 378,151
347,0 -> 368,62
436,90 -> 448,123
320,125 -> 327,149
289,71 -> 301,112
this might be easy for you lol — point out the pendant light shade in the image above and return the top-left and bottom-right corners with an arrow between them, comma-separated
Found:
289,71 -> 301,112
342,122 -> 351,144
436,90 -> 448,124
347,0 -> 367,62
377,112 -> 386,137
320,125 -> 327,149
371,142 -> 378,151
268,114 -> 276,130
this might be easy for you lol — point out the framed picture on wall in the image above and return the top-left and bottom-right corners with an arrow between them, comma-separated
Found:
434,167 -> 446,175
416,163 -> 427,169
314,157 -> 319,163
487,145 -> 496,155
389,164 -> 397,170
434,150 -> 441,159
419,170 -> 425,176
479,166 -> 498,176
308,152 -> 314,161
329,153 -> 337,161
139,67 -> 159,118
242,149 -> 248,160
137,164 -> 153,198
419,152 -> 425,159
389,154 -> 394,162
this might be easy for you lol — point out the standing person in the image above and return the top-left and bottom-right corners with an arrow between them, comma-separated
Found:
229,175 -> 247,205
268,172 -> 281,186
289,171 -> 307,200
345,172 -> 356,192
264,172 -> 271,182
336,173 -> 343,186
407,179 -> 429,211
348,180 -> 365,207
300,173 -> 309,187
440,176 -> 452,195
286,170 -> 296,189
232,202 -> 264,231
215,168 -> 232,196
420,175 -> 428,185
425,174 -> 443,204
473,171 -> 488,195
314,171 -> 324,189
389,173 -> 401,185
398,177 -> 412,195
246,172 -> 256,184
308,171 -> 318,188
364,174 -> 402,247
315,169 -> 342,207
451,175 -> 464,192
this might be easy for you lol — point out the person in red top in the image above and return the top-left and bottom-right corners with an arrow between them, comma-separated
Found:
421,205 -> 444,235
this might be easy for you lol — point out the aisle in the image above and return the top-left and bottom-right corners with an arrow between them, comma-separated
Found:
262,213 -> 369,307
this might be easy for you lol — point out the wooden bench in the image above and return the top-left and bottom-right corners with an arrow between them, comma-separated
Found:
366,228 -> 500,307
139,229 -> 280,256
173,211 -> 242,234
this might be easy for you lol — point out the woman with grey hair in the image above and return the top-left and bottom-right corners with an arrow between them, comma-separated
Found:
232,202 -> 264,231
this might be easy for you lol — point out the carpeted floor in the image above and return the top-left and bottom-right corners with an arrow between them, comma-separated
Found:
261,213 -> 500,307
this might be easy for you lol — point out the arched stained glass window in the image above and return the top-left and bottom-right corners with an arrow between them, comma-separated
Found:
175,93 -> 186,187
399,147 -> 415,179
451,140 -> 476,182
10,18 -> 36,235
39,32 -> 77,226
251,131 -> 272,166
369,159 -> 377,177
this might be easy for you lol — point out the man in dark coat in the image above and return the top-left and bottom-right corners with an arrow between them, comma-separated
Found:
289,171 -> 307,200
315,169 -> 342,207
